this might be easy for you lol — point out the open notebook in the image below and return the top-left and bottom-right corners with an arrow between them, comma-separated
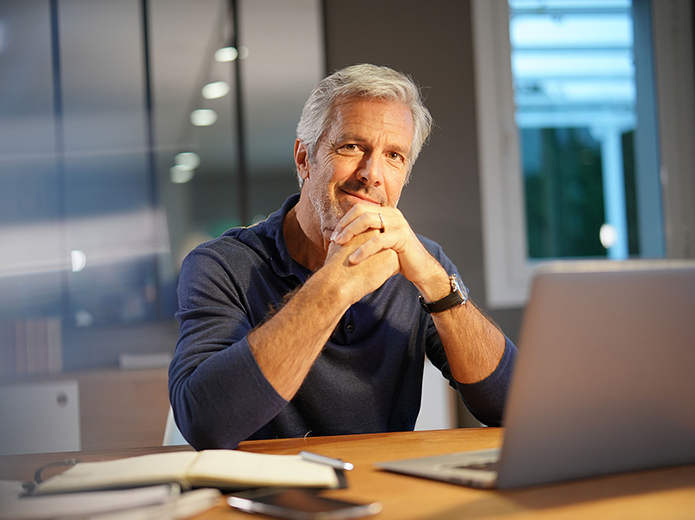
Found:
377,260 -> 695,488
34,450 -> 342,494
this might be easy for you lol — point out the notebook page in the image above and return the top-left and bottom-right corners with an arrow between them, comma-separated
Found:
188,450 -> 340,488
35,452 -> 198,494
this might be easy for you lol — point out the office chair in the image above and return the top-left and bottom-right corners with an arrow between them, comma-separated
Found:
162,406 -> 189,446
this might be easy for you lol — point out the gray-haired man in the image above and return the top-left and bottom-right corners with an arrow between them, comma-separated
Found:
169,64 -> 518,449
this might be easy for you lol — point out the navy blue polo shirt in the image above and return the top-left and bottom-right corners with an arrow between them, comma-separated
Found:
169,194 -> 517,449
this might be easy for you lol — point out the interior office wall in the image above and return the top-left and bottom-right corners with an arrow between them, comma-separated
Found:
323,0 -> 524,342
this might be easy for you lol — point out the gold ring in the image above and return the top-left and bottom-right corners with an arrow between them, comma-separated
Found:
378,213 -> 385,233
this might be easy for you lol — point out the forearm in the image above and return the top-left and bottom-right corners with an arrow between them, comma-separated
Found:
170,267 -> 354,448
247,268 -> 352,400
413,258 -> 506,384
169,244 -> 327,449
170,230 -> 397,448
249,230 -> 398,398
419,264 -> 516,425
432,300 -> 506,383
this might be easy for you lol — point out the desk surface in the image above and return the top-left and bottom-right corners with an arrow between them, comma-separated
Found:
2,428 -> 695,520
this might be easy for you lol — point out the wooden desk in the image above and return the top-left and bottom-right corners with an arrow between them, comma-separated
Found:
2,428 -> 695,519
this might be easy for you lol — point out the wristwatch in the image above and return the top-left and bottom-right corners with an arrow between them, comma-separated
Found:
419,273 -> 469,313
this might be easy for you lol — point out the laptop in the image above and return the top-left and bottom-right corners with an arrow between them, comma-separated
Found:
376,260 -> 695,488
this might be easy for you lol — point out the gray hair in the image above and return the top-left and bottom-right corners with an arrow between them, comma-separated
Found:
296,64 -> 433,187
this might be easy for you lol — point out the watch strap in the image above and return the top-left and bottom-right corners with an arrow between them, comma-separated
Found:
419,274 -> 469,314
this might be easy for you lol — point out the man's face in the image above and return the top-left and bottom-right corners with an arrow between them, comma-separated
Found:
296,97 -> 414,239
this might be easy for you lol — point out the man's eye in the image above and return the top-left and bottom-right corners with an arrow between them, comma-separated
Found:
388,152 -> 404,162
338,144 -> 360,153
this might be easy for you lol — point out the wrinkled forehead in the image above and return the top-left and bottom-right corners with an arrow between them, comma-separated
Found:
324,96 -> 415,147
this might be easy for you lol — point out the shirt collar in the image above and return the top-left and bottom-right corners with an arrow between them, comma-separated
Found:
247,193 -> 310,281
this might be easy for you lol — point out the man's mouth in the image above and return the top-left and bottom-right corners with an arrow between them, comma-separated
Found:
340,188 -> 385,207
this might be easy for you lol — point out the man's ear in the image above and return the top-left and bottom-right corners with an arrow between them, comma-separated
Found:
294,139 -> 310,182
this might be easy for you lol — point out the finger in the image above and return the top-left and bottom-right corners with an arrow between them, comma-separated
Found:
348,233 -> 389,265
327,227 -> 379,259
331,204 -> 369,242
334,203 -> 365,232
333,209 -> 387,245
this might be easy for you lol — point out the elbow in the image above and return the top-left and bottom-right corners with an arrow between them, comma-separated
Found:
170,385 -> 245,450
182,413 -> 244,450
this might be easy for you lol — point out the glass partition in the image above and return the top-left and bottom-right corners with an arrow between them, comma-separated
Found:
0,0 -> 323,376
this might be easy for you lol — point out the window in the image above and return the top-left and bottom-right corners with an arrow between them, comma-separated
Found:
511,0 -> 645,260
472,0 -> 695,308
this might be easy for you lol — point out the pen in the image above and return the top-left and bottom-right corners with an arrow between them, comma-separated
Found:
299,451 -> 354,471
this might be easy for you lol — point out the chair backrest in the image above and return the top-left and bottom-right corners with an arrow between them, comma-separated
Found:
162,406 -> 189,446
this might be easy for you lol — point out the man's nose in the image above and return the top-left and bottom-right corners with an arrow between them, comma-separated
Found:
357,153 -> 384,186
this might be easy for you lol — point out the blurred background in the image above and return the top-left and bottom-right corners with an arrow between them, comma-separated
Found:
0,0 -> 693,453
0,0 -> 322,373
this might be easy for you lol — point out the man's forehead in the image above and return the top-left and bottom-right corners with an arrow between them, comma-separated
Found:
331,95 -> 412,117
326,97 -> 414,145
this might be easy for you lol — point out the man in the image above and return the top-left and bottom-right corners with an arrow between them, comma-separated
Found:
169,64 -> 518,450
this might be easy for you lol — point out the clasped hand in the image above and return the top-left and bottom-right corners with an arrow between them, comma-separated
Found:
326,204 -> 440,302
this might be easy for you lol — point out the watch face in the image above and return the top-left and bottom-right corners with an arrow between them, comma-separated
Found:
451,274 -> 469,303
